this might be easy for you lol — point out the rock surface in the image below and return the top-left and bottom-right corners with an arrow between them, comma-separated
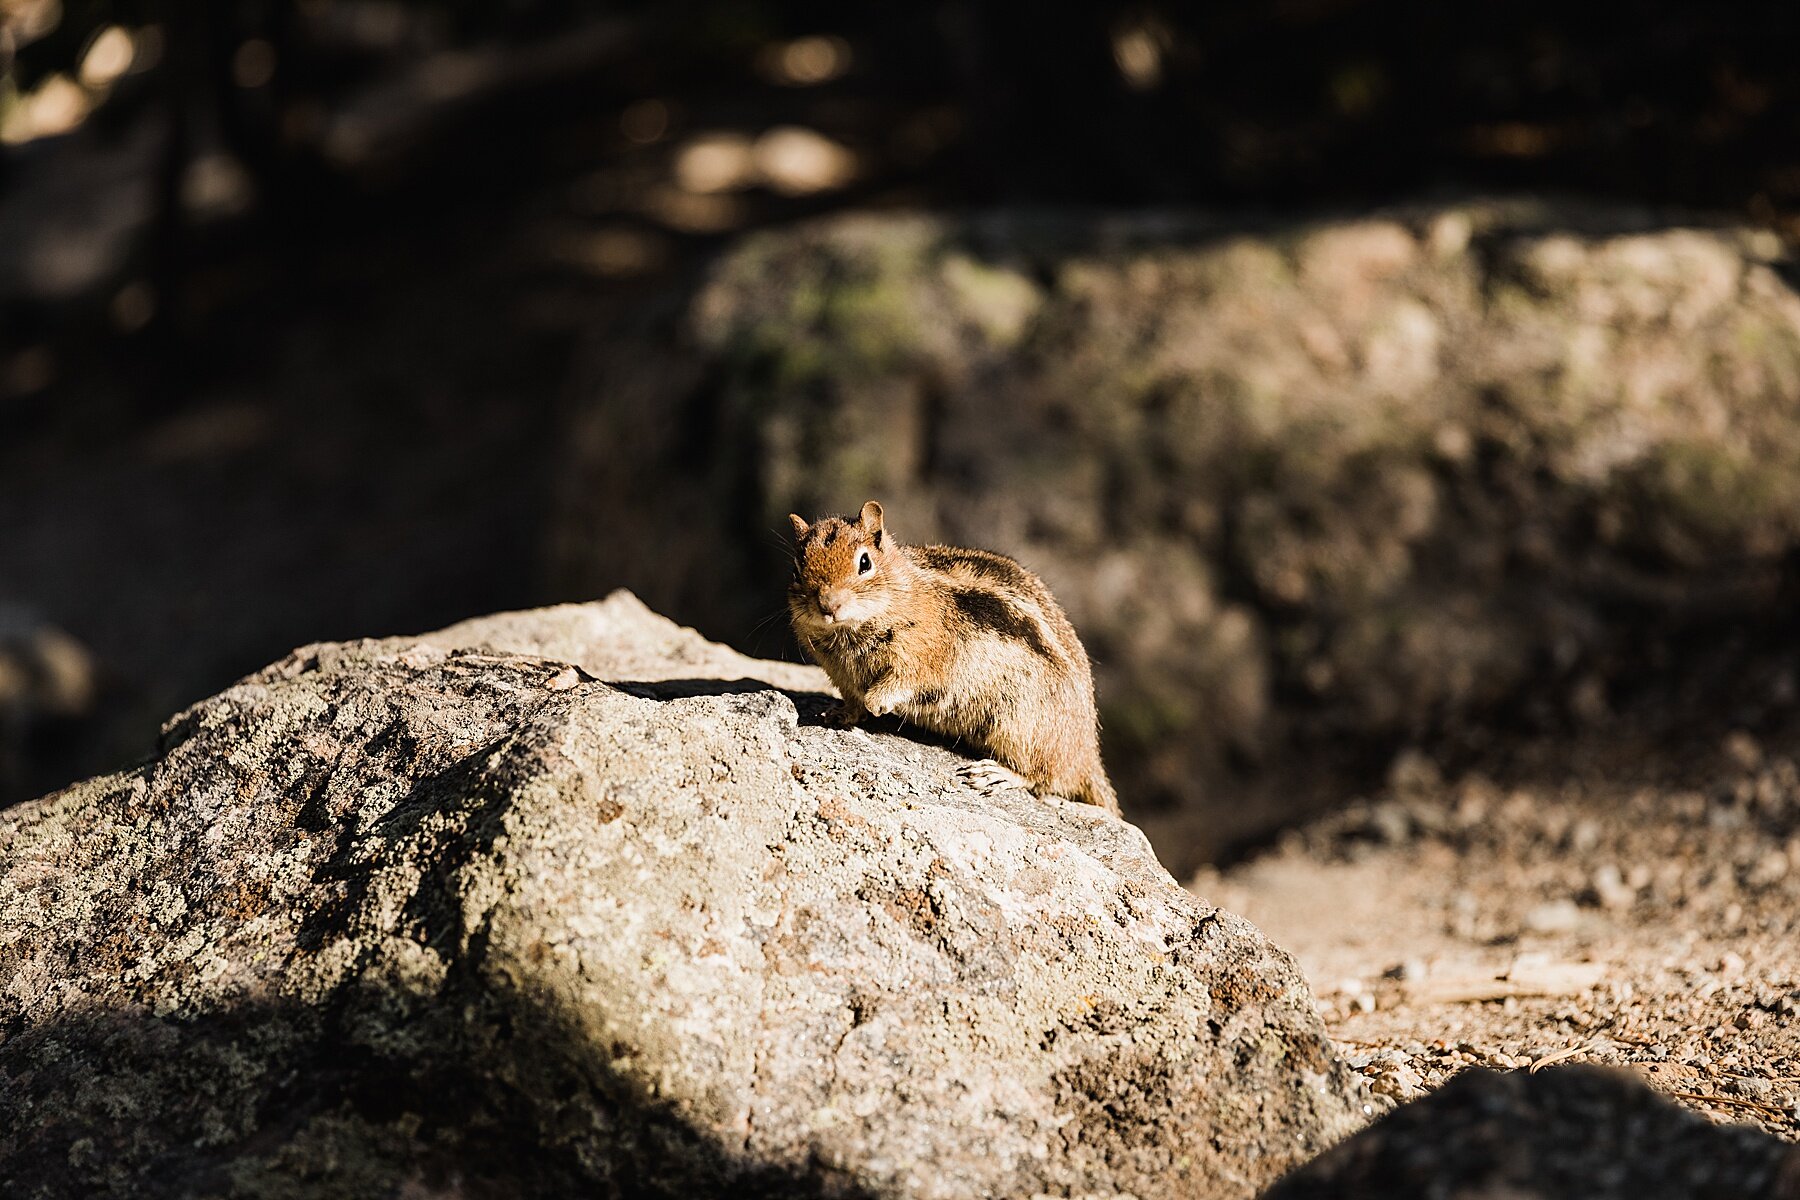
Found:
0,592 -> 1362,1199
1261,1065 -> 1800,1199
553,203 -> 1800,859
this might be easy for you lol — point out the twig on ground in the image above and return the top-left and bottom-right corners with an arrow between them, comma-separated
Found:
1664,1089 -> 1792,1120
1528,1042 -> 1593,1073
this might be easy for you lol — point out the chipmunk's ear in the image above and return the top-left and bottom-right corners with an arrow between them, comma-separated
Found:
788,513 -> 810,539
858,500 -> 884,547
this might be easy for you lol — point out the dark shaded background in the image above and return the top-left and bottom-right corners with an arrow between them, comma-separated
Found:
4,0 -> 1799,822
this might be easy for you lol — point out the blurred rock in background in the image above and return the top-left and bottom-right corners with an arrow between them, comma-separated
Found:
554,203 -> 1800,862
0,604 -> 97,800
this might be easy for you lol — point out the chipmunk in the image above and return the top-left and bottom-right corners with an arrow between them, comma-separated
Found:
786,500 -> 1119,814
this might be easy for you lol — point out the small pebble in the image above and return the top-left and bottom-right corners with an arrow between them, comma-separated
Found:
1387,749 -> 1443,795
1523,899 -> 1582,934
1746,850 -> 1788,888
1724,731 -> 1763,771
1366,1061 -> 1424,1100
1367,801 -> 1412,845
1590,864 -> 1636,910
1729,1076 -> 1773,1100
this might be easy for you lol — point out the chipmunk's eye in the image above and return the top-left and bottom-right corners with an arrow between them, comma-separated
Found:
857,551 -> 873,576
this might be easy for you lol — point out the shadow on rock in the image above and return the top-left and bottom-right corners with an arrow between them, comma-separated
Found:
612,676 -> 833,707
0,987 -> 876,1200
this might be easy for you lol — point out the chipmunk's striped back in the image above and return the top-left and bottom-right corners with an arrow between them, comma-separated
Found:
788,501 -> 1118,814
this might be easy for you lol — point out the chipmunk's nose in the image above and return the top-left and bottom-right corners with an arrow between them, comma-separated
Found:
816,588 -> 846,621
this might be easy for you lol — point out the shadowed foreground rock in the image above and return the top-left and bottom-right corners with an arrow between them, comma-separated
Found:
1262,1065 -> 1800,1200
0,592 -> 1362,1199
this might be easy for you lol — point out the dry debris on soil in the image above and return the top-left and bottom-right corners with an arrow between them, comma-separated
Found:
1199,732 -> 1800,1143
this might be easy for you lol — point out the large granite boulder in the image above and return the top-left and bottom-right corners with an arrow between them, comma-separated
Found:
0,592 -> 1363,1199
551,204 -> 1800,859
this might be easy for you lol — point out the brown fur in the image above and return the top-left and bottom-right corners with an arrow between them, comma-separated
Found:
787,500 -> 1119,814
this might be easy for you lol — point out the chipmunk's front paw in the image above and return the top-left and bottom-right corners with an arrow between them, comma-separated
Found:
957,758 -> 1033,797
822,701 -> 866,728
861,685 -> 912,718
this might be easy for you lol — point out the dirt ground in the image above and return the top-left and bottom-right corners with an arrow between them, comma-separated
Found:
1195,725 -> 1800,1141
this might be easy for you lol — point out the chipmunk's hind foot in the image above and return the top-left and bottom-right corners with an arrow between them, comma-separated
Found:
956,758 -> 1033,797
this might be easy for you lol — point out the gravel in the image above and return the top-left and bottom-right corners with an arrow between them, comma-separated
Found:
1198,725 -> 1800,1142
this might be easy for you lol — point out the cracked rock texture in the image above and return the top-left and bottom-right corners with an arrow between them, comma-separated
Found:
553,203 -> 1800,859
0,591 -> 1361,1199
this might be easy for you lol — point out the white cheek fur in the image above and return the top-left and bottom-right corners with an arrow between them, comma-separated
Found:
827,593 -> 884,627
